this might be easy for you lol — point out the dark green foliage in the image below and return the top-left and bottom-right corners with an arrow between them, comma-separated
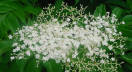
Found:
0,0 -> 41,72
0,0 -> 132,72
121,53 -> 132,65
74,0 -> 80,5
0,40 -> 12,56
0,0 -> 41,39
127,0 -> 132,10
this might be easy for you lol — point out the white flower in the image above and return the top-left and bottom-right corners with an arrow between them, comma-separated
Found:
34,24 -> 38,27
15,47 -> 20,51
10,5 -> 125,68
12,43 -> 18,47
52,19 -> 57,22
18,56 -> 23,59
111,57 -> 115,61
35,54 -> 40,59
108,45 -> 113,50
10,56 -> 15,60
119,32 -> 122,35
122,21 -> 125,24
73,21 -> 77,25
105,28 -> 112,33
26,50 -> 30,56
66,18 -> 70,22
67,58 -> 70,62
65,70 -> 69,72
84,20 -> 88,24
110,39 -> 115,42
72,51 -> 78,58
100,59 -> 105,63
8,35 -> 13,39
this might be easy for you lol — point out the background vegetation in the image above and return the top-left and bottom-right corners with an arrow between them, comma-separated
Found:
0,0 -> 132,72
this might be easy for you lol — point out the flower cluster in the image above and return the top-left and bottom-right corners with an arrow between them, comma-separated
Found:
9,3 -> 126,72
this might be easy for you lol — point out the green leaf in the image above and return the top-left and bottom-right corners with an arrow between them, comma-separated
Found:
55,0 -> 64,10
0,6 -> 12,13
24,6 -> 41,15
94,4 -> 106,17
122,15 -> 132,26
74,0 -> 80,5
16,59 -> 28,72
125,39 -> 132,50
6,13 -> 20,32
112,7 -> 123,18
0,63 -> 8,72
0,40 -> 12,56
123,63 -> 132,71
106,0 -> 126,8
121,53 -> 132,64
13,9 -> 26,24
0,0 -> 40,39
18,0 -> 38,5
43,59 -> 63,72
123,15 -> 132,22
8,61 -> 19,72
25,57 -> 41,72
127,0 -> 132,10
118,66 -> 124,72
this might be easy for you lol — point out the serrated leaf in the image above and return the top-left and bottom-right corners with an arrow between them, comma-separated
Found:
94,4 -> 106,17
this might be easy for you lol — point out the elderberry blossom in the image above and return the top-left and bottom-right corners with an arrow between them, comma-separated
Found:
9,3 -> 126,72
